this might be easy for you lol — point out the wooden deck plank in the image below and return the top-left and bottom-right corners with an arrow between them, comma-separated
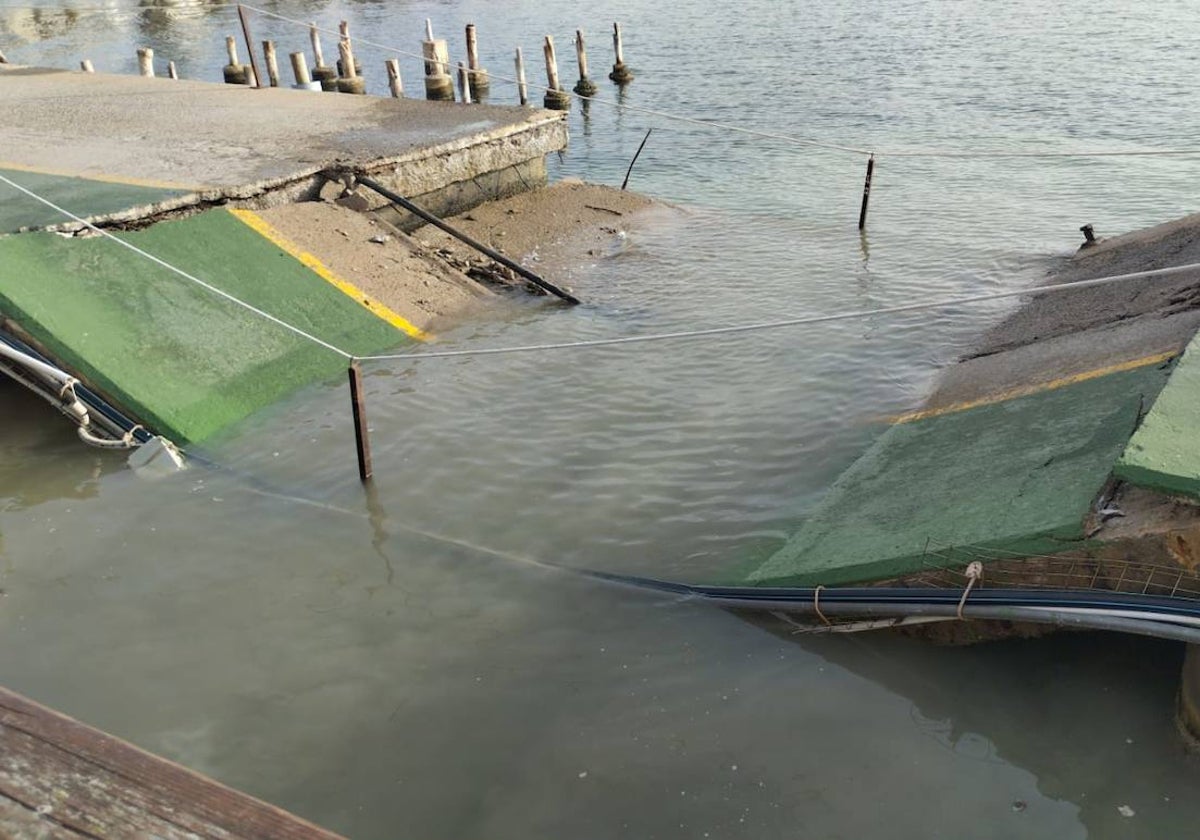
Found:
0,687 -> 345,840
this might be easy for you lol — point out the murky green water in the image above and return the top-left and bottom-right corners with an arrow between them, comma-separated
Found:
4,0 -> 1200,836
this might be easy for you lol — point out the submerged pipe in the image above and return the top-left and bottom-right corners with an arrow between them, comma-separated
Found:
582,569 -> 1200,643
352,174 -> 581,304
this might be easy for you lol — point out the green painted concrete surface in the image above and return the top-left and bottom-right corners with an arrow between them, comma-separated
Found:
0,209 -> 404,443
0,168 -> 190,233
1116,333 -> 1200,499
748,363 -> 1173,586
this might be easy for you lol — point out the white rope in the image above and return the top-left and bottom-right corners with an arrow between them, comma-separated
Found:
0,172 -> 354,359
359,260 -> 1200,362
240,5 -> 1200,161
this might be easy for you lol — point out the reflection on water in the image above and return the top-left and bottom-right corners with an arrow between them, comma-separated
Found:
5,0 -> 1200,836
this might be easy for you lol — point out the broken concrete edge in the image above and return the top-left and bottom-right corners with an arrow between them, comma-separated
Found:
27,109 -> 569,234
1113,462 -> 1200,503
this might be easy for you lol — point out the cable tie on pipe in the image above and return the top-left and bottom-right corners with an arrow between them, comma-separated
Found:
956,561 -> 984,620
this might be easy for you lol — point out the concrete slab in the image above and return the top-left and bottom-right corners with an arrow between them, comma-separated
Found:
0,65 -> 567,227
895,309 -> 1200,421
1117,331 -> 1200,499
748,363 -> 1173,586
971,215 -> 1200,359
0,208 -> 404,443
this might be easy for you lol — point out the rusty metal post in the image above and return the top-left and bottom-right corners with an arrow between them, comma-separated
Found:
348,361 -> 373,482
857,154 -> 875,231
237,5 -> 264,88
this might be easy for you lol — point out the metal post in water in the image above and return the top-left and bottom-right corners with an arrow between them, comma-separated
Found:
348,361 -> 373,483
857,154 -> 875,231
237,5 -> 264,88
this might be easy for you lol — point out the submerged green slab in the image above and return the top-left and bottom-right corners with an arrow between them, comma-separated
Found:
0,168 -> 192,233
0,209 -> 404,443
1116,333 -> 1200,499
748,363 -> 1173,586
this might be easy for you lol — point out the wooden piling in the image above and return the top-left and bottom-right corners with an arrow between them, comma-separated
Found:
262,40 -> 279,86
542,35 -> 571,110
422,20 -> 454,101
80,59 -> 95,73
137,47 -> 154,78
336,20 -> 363,81
222,36 -> 249,85
608,21 -> 634,84
337,43 -> 365,93
457,61 -> 471,104
289,51 -> 320,90
339,23 -> 357,78
857,154 -> 875,231
236,5 -> 263,88
309,26 -> 337,91
168,60 -> 178,79
348,361 -> 373,483
311,24 -> 325,67
572,29 -> 598,96
515,47 -> 529,106
464,23 -> 489,99
385,58 -> 403,98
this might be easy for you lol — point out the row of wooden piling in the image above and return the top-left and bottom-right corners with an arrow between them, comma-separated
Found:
75,18 -> 631,111
215,19 -> 633,110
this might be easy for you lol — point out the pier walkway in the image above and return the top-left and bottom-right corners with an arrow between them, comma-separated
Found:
0,685 -> 343,839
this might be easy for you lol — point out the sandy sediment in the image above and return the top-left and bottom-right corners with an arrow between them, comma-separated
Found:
253,181 -> 660,333
254,202 -> 494,335
418,180 -> 656,267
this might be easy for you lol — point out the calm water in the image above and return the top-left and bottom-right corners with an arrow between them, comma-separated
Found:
4,0 -> 1200,836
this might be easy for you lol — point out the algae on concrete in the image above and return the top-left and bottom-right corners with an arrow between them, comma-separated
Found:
0,168 -> 190,234
0,208 -> 405,443
748,363 -> 1174,587
1116,332 -> 1200,499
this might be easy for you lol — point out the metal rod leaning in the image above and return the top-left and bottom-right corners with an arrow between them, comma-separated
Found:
237,5 -> 263,87
353,174 -> 581,305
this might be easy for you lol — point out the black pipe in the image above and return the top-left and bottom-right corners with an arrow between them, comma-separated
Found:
582,568 -> 1200,620
352,174 -> 581,305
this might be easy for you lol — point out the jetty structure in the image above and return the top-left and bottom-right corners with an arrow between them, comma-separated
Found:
0,62 -> 568,459
0,685 -> 345,838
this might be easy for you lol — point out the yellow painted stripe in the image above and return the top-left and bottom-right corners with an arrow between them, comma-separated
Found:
0,160 -> 205,192
889,350 -> 1177,424
228,208 -> 430,341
